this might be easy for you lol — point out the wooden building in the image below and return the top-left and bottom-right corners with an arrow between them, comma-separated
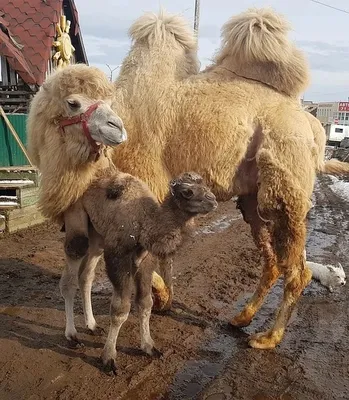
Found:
0,0 -> 88,233
0,0 -> 87,113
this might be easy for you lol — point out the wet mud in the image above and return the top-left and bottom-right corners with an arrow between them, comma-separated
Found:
0,176 -> 348,400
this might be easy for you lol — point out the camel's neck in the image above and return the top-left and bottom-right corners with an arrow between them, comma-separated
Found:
39,151 -> 113,223
141,193 -> 194,257
160,194 -> 194,227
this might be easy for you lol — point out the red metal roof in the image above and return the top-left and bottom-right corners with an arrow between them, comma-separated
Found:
0,0 -> 85,86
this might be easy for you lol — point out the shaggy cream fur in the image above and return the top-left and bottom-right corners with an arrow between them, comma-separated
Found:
27,65 -> 121,223
110,8 -> 349,349
27,7 -> 349,351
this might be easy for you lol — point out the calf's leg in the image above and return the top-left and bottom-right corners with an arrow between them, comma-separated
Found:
101,250 -> 133,374
78,227 -> 104,334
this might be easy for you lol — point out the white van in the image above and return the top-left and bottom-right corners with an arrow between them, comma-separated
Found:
326,124 -> 349,144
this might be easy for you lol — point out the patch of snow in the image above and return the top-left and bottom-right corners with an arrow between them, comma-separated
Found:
328,175 -> 349,202
196,214 -> 242,235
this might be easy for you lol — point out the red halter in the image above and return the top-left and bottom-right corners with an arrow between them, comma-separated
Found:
58,102 -> 102,153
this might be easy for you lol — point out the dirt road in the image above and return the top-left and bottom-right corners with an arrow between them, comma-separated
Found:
0,175 -> 348,400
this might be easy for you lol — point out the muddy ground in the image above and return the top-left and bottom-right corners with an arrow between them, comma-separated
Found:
0,175 -> 348,400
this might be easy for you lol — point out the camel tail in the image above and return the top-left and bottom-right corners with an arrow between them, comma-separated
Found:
322,159 -> 349,176
129,9 -> 196,51
214,8 -> 310,97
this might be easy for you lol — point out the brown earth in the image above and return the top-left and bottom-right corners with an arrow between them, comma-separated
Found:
0,175 -> 348,400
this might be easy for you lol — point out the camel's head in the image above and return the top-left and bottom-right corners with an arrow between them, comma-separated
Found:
58,92 -> 127,150
29,64 -> 127,166
170,172 -> 218,215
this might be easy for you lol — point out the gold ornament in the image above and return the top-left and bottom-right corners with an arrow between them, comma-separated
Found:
52,15 -> 75,68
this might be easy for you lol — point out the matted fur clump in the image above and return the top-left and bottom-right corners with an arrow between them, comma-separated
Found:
214,7 -> 310,97
129,9 -> 197,51
29,64 -> 114,124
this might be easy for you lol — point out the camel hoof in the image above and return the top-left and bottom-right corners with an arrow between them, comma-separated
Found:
67,335 -> 85,349
103,358 -> 117,376
230,315 -> 252,328
89,325 -> 105,336
248,331 -> 278,349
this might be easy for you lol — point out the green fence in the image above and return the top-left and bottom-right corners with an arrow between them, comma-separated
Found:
0,113 -> 29,167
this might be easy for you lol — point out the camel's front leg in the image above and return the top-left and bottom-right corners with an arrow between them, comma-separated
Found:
60,201 -> 89,347
231,194 -> 280,327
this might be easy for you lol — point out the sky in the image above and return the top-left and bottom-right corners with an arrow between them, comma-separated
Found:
74,0 -> 349,102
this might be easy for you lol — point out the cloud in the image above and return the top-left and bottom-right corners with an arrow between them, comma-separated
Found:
297,41 -> 349,73
83,35 -> 130,67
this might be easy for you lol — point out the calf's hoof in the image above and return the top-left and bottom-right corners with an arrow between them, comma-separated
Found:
142,343 -> 163,359
89,325 -> 105,336
102,358 -> 118,376
66,335 -> 85,349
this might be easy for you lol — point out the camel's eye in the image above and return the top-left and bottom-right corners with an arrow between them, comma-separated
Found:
181,188 -> 194,199
67,99 -> 81,110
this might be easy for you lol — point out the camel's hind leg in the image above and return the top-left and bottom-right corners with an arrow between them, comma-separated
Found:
231,194 -> 280,327
78,227 -> 104,334
135,251 -> 162,357
247,149 -> 313,349
249,219 -> 312,349
60,202 -> 89,347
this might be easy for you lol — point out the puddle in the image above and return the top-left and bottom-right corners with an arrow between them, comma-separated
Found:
167,330 -> 239,400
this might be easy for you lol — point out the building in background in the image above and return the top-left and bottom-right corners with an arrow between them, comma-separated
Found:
316,102 -> 349,126
0,0 -> 88,113
0,0 -> 88,233
301,100 -> 318,116
301,100 -> 349,144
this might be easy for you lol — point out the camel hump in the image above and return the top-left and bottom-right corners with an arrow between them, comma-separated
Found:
214,8 -> 310,98
220,8 -> 292,65
128,9 -> 196,51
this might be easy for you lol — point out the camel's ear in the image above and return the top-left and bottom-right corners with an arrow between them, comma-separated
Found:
169,178 -> 179,196
41,78 -> 53,92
